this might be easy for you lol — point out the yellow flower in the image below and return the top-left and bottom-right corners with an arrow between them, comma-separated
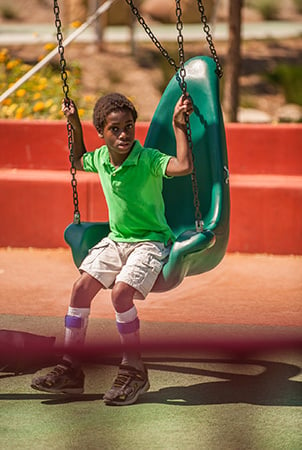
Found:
84,95 -> 94,103
5,103 -> 18,117
2,98 -> 12,106
49,104 -> 58,114
15,106 -> 25,119
1,105 -> 9,117
44,43 -> 56,52
0,48 -> 9,63
20,63 -> 31,71
45,99 -> 54,108
37,77 -> 47,90
16,89 -> 26,98
71,20 -> 82,28
33,92 -> 41,100
33,101 -> 45,112
6,59 -> 20,70
78,108 -> 85,118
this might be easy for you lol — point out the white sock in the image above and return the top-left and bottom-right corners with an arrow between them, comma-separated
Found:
115,306 -> 144,371
63,306 -> 90,367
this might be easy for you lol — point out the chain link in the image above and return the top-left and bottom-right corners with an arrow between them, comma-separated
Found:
125,0 -> 222,78
196,0 -> 223,78
53,0 -> 80,224
175,0 -> 203,232
124,0 -> 178,71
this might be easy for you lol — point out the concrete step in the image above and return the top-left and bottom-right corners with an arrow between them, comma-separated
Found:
1,169 -> 301,254
228,174 -> 302,254
1,121 -> 301,254
1,121 -> 301,175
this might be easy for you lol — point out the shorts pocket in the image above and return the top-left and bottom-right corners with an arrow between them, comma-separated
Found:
84,240 -> 110,264
146,254 -> 163,275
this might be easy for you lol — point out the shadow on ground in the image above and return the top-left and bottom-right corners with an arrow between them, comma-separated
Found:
1,357 -> 301,408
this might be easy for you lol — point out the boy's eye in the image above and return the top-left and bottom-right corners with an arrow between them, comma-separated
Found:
109,124 -> 133,133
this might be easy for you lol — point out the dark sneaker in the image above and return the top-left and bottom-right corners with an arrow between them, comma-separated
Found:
103,365 -> 150,406
31,364 -> 84,394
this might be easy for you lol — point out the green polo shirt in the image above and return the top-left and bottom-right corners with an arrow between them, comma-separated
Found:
83,140 -> 175,244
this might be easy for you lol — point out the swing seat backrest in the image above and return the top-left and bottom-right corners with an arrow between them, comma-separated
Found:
64,56 -> 230,291
146,56 -> 230,291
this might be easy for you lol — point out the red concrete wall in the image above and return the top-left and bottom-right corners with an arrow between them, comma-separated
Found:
0,120 -> 301,254
0,120 -> 149,170
228,175 -> 302,254
226,123 -> 302,175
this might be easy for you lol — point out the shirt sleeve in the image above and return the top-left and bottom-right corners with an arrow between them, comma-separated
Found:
82,150 -> 99,173
148,148 -> 173,178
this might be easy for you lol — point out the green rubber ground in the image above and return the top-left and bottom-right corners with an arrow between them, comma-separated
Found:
1,315 -> 301,450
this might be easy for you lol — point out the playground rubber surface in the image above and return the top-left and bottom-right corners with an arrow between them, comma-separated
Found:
0,248 -> 301,450
1,248 -> 301,326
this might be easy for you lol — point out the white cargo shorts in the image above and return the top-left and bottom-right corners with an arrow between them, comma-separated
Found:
79,237 -> 171,298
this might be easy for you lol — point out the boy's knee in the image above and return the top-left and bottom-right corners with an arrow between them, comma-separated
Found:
72,275 -> 89,296
112,282 -> 136,313
71,273 -> 102,308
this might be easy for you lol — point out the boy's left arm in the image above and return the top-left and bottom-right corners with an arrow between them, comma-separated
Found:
166,94 -> 194,177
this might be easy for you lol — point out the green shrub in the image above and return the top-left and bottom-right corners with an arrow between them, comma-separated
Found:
266,64 -> 302,106
250,0 -> 280,20
293,0 -> 302,13
0,4 -> 18,20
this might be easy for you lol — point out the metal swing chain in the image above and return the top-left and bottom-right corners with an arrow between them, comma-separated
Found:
126,0 -> 204,232
124,0 -> 179,71
175,0 -> 203,232
125,0 -> 222,78
196,0 -> 223,78
53,0 -> 81,224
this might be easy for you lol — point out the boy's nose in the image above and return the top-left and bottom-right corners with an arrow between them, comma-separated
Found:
119,129 -> 128,137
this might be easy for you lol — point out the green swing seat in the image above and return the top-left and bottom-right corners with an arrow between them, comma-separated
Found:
64,56 -> 230,292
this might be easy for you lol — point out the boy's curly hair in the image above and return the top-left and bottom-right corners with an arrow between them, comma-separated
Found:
93,93 -> 138,134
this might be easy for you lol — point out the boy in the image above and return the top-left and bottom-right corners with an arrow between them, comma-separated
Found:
31,92 -> 193,405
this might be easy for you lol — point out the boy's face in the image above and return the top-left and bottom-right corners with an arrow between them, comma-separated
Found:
100,109 -> 135,159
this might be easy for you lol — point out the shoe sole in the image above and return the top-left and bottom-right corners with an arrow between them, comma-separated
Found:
103,379 -> 150,406
31,383 -> 84,395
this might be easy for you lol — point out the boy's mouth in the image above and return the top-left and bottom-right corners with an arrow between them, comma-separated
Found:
118,141 -> 131,149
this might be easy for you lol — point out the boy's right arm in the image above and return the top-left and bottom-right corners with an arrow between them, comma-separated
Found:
62,99 -> 86,170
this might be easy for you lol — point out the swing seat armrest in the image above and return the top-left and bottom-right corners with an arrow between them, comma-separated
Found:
153,229 -> 216,292
172,229 -> 216,257
64,221 -> 110,268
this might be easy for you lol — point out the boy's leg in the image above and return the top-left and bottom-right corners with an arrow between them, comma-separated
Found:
116,305 -> 143,370
103,241 -> 170,405
62,272 -> 103,366
112,282 -> 144,371
31,273 -> 103,394
103,281 -> 149,406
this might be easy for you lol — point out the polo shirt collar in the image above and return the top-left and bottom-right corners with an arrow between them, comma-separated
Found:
122,140 -> 142,166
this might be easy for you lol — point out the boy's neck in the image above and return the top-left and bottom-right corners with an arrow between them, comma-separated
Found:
109,150 -> 130,168
108,143 -> 135,168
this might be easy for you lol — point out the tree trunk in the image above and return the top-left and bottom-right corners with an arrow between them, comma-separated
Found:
223,0 -> 243,122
